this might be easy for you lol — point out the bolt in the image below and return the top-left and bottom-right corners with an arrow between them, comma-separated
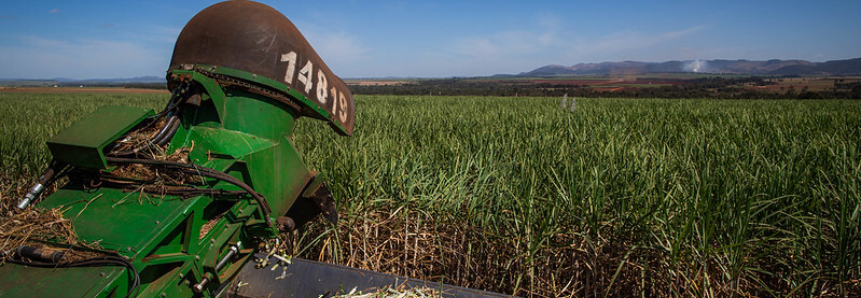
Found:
161,293 -> 166,298
100,272 -> 106,277
155,220 -> 160,225
179,273 -> 184,279
195,255 -> 200,261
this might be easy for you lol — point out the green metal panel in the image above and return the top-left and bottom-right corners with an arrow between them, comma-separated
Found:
39,188 -> 202,257
246,139 -> 311,216
0,265 -> 126,298
218,89 -> 297,141
47,106 -> 153,169
187,127 -> 277,159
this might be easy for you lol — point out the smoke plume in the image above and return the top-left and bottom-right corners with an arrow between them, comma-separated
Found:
682,59 -> 708,73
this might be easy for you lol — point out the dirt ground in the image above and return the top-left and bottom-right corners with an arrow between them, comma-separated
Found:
345,80 -> 414,86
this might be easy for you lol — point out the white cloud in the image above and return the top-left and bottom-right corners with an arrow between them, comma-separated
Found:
571,26 -> 706,57
447,13 -> 570,64
135,25 -> 182,44
413,23 -> 709,77
454,37 -> 500,57
301,30 -> 371,77
537,13 -> 562,31
286,13 -> 707,78
49,9 -> 59,14
0,36 -> 168,79
453,29 -> 559,59
311,31 -> 371,63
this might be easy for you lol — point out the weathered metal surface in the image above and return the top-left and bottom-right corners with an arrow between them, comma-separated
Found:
169,0 -> 355,136
225,256 -> 518,298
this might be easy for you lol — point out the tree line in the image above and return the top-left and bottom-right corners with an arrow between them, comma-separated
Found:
349,77 -> 861,99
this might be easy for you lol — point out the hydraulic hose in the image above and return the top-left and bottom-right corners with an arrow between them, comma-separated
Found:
108,83 -> 192,157
97,177 -> 247,197
151,113 -> 181,146
104,157 -> 273,226
17,160 -> 66,210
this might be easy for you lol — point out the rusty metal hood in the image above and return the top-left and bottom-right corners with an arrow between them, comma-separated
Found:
169,0 -> 355,135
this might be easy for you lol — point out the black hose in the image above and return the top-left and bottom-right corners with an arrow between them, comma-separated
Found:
4,255 -> 140,298
110,114 -> 177,157
104,157 -> 273,226
99,179 -> 247,197
151,114 -> 181,146
150,82 -> 191,122
108,83 -> 192,157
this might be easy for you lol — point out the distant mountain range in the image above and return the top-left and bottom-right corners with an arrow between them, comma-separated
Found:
0,76 -> 165,87
3,58 -> 860,86
515,57 -> 861,77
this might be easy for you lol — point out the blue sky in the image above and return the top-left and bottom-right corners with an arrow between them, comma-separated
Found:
1,0 -> 859,79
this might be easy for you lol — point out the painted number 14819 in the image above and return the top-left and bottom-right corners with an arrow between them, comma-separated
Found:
280,51 -> 347,123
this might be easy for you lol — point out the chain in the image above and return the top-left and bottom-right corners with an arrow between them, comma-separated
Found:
195,69 -> 304,113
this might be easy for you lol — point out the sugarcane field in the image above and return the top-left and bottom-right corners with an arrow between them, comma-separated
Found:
1,1 -> 860,298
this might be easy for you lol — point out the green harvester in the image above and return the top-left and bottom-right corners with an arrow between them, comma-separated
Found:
0,1 -> 353,297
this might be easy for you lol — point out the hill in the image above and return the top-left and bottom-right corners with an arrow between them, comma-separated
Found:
0,76 -> 166,88
519,58 -> 861,77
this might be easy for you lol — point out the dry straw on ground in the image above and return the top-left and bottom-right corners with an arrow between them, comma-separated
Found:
290,208 -> 857,298
329,285 -> 441,298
